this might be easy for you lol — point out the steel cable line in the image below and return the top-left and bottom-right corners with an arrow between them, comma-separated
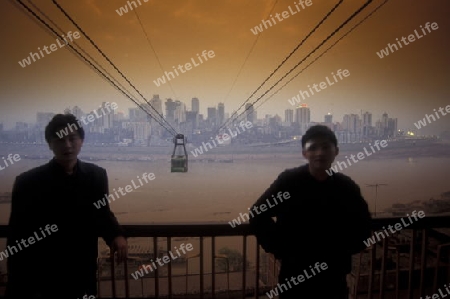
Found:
133,8 -> 179,101
220,0 -> 279,107
25,0 -> 142,110
253,0 -> 390,113
13,0 -> 178,136
219,0 -> 345,132
219,0 -> 374,132
16,0 -> 176,136
51,0 -> 178,136
132,8 -> 187,136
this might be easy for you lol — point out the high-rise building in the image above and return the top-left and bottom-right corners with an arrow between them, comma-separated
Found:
382,112 -> 389,129
150,94 -> 163,116
285,109 -> 294,124
207,107 -> 217,128
295,104 -> 310,134
165,98 -> 177,124
388,117 -> 398,137
217,103 -> 225,127
174,100 -> 186,124
342,114 -> 360,133
72,106 -> 84,120
149,94 -> 163,137
342,113 -> 362,142
324,113 -> 333,124
36,112 -> 55,143
363,111 -> 372,136
129,107 -> 148,122
101,102 -> 114,130
245,103 -> 255,123
185,111 -> 198,135
192,97 -> 200,113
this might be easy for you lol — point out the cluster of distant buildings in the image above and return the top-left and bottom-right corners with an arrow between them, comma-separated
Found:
0,95 -> 404,146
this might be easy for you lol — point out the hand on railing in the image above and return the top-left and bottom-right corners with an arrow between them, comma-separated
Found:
110,236 -> 128,264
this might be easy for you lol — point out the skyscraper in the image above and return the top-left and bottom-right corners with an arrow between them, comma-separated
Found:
363,111 -> 372,137
174,100 -> 186,124
324,113 -> 333,124
165,98 -> 177,124
285,109 -> 294,124
72,106 -> 84,120
101,102 -> 114,130
129,107 -> 148,122
150,94 -> 163,116
150,94 -> 163,137
207,107 -> 217,128
295,104 -> 310,134
245,103 -> 255,123
192,97 -> 199,114
342,114 -> 361,142
217,103 -> 225,127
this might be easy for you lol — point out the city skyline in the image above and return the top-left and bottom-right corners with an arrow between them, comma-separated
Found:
2,100 -> 403,127
0,0 -> 449,135
1,100 -> 405,140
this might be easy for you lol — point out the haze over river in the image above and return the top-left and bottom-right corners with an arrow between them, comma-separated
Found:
1,142 -> 449,225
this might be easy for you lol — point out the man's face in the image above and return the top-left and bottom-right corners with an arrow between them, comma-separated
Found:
48,131 -> 83,162
302,138 -> 339,171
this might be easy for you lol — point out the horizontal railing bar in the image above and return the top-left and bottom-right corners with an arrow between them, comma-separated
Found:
0,215 -> 449,237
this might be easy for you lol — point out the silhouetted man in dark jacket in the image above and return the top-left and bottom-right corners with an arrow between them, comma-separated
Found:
249,125 -> 372,298
5,114 -> 127,299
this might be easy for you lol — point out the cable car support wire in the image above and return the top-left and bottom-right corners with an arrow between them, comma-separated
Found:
254,0 -> 390,112
51,0 -> 178,137
218,0 -> 374,135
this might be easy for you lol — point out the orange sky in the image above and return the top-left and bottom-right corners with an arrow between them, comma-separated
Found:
0,0 -> 449,134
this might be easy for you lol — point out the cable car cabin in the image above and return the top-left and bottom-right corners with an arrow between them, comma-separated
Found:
171,134 -> 188,172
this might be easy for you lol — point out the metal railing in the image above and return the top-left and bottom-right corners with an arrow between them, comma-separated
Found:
1,215 -> 450,298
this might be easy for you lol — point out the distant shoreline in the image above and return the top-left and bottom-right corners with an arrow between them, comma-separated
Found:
0,139 -> 449,162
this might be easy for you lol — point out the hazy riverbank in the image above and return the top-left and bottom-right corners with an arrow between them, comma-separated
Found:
0,139 -> 448,162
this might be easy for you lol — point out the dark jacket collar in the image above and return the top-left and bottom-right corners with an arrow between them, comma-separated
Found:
49,158 -> 85,176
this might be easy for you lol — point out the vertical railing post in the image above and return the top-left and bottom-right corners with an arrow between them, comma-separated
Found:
242,235 -> 247,299
212,236 -> 215,299
154,237 -> 159,298
408,229 -> 416,299
124,254 -> 129,298
97,258 -> 102,298
419,229 -> 427,297
255,243 -> 260,299
200,236 -> 204,299
168,237 -> 172,299
110,254 -> 116,298
380,237 -> 388,299
368,243 -> 376,299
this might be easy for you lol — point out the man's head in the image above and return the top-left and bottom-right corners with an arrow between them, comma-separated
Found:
45,114 -> 84,162
301,125 -> 339,172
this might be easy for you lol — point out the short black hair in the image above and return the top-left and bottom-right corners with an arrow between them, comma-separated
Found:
45,113 -> 85,143
301,125 -> 337,148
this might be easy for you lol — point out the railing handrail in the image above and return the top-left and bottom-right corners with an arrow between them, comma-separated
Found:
0,215 -> 449,237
